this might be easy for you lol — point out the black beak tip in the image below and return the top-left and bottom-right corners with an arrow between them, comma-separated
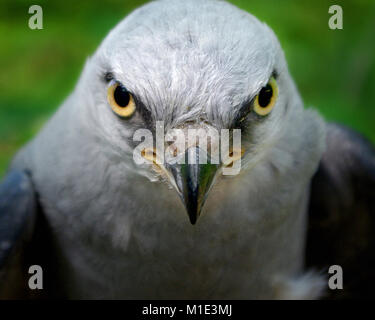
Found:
189,214 -> 197,225
190,219 -> 197,225
186,204 -> 200,225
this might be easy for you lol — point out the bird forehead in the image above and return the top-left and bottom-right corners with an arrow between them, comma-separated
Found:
98,0 -> 279,124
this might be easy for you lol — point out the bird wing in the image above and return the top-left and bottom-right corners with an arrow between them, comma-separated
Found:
0,170 -> 38,299
306,123 -> 375,299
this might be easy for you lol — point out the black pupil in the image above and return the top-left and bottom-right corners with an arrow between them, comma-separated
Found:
258,84 -> 273,108
114,85 -> 130,107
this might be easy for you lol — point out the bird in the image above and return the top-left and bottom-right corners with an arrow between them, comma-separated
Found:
1,0 -> 374,299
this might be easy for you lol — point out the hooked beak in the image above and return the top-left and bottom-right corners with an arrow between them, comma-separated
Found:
167,147 -> 219,225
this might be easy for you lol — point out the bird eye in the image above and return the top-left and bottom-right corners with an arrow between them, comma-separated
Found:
107,82 -> 136,118
253,77 -> 278,116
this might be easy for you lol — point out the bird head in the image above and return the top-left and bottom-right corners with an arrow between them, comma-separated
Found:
76,0 -> 319,225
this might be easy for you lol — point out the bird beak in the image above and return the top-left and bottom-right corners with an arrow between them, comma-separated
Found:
166,147 -> 219,224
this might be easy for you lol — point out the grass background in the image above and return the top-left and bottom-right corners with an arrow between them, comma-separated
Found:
0,0 -> 374,177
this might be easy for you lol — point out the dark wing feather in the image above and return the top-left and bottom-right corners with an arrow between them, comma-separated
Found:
306,123 -> 375,299
0,170 -> 39,299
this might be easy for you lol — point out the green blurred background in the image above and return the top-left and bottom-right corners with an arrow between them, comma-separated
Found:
0,0 -> 374,177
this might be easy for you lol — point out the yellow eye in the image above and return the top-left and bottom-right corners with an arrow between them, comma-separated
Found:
253,77 -> 278,116
107,82 -> 136,118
